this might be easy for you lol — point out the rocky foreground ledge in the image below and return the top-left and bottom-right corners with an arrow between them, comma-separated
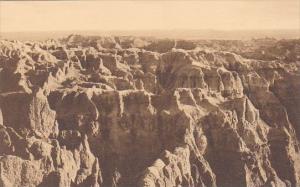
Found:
0,35 -> 300,187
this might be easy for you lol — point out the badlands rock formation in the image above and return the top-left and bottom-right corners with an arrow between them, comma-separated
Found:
0,35 -> 299,187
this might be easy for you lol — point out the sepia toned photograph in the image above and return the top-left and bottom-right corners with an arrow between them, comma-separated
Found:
0,0 -> 299,186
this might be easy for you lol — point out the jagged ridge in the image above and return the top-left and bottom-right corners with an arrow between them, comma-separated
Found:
0,36 -> 300,187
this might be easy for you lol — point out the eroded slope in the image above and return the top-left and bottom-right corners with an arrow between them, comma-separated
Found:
0,36 -> 300,187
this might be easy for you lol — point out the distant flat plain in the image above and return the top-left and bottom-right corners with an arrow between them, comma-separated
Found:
0,29 -> 299,41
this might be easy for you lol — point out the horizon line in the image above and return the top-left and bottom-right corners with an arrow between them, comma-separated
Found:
1,28 -> 299,33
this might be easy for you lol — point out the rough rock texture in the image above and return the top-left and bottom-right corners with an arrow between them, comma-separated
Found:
0,36 -> 299,187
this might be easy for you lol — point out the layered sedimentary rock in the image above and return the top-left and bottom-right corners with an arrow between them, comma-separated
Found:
0,37 -> 299,187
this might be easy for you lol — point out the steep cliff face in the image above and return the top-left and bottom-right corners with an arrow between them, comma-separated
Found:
0,37 -> 299,187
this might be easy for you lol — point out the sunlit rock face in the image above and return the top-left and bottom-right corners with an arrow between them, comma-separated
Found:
0,36 -> 300,187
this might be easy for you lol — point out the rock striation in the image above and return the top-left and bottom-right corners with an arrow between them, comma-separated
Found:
0,36 -> 299,187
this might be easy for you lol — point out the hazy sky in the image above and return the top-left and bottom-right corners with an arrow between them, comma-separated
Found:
0,0 -> 299,32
